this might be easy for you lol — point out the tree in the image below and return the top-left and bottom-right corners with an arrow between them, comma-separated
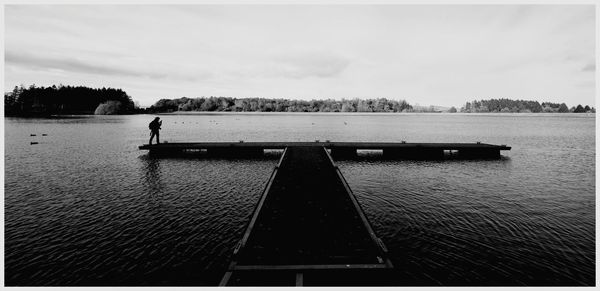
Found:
448,106 -> 457,113
460,98 -> 573,114
574,104 -> 585,113
558,103 -> 569,113
5,84 -> 135,116
146,96 -> 414,113
94,101 -> 122,115
341,102 -> 354,112
464,102 -> 471,112
356,100 -> 370,112
201,97 -> 218,111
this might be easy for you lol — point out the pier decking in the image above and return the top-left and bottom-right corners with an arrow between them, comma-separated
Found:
219,146 -> 393,286
139,141 -> 511,159
138,141 -> 511,285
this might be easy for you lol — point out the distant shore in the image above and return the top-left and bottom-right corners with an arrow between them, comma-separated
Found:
155,111 -> 596,116
5,111 -> 595,118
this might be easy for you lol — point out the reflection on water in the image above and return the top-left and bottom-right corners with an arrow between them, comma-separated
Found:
142,156 -> 164,195
4,113 -> 595,286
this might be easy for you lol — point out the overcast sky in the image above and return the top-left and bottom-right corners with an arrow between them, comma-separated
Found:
4,5 -> 596,107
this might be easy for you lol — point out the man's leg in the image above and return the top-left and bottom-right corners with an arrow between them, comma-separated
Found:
149,132 -> 155,145
156,131 -> 160,144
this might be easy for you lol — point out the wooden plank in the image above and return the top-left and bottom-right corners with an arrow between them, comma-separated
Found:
139,141 -> 511,151
221,146 -> 394,285
237,147 -> 288,253
141,142 -> 510,160
296,273 -> 303,286
219,147 -> 288,285
233,263 -> 391,271
218,271 -> 233,286
324,149 -> 393,268
234,147 -> 385,266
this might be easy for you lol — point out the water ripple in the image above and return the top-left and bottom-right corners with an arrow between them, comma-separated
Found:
4,114 -> 595,286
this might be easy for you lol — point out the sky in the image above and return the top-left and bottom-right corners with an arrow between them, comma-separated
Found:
4,4 -> 596,108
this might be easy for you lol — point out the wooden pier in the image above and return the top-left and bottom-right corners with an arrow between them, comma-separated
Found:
139,141 -> 511,159
219,146 -> 393,286
138,141 -> 511,285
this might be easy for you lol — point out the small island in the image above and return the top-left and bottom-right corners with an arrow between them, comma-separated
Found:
459,99 -> 595,113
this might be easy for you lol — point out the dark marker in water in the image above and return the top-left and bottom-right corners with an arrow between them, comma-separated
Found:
30,142 -> 38,145
30,134 -> 36,136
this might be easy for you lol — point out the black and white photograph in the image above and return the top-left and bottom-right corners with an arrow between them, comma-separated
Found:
2,2 -> 596,287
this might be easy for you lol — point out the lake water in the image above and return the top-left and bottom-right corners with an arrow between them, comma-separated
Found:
4,113 -> 595,286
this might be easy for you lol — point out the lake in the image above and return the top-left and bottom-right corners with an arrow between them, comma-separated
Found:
4,113 -> 595,286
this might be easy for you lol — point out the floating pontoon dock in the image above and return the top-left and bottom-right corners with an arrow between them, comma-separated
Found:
139,141 -> 511,159
138,141 -> 511,285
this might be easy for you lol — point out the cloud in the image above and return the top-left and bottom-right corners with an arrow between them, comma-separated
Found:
4,5 -> 595,107
268,51 -> 351,79
6,50 -> 168,79
581,63 -> 595,72
5,50 -> 213,82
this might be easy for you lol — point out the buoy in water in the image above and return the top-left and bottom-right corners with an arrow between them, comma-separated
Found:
30,134 -> 36,136
30,142 -> 38,145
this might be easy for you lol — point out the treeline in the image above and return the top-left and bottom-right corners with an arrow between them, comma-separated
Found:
147,97 -> 413,113
6,85 -> 594,116
4,84 -> 136,116
460,99 -> 595,113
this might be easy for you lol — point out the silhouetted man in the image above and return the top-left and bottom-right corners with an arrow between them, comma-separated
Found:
149,117 -> 162,145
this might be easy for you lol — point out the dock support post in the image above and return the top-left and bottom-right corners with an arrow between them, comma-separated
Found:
458,149 -> 501,159
330,147 -> 357,159
148,148 -> 174,157
383,148 -> 444,160
207,147 -> 264,157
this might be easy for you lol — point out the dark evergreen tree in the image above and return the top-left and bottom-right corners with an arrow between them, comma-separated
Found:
4,84 -> 135,116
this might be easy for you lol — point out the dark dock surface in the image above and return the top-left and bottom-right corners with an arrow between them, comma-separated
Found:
139,141 -> 511,159
138,141 -> 511,285
219,146 -> 393,286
